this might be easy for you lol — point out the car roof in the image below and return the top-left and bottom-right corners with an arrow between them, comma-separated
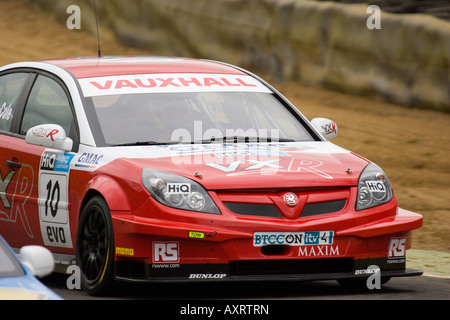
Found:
42,56 -> 247,79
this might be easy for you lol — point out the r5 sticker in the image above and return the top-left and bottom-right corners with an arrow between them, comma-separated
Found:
152,241 -> 179,263
388,237 -> 406,258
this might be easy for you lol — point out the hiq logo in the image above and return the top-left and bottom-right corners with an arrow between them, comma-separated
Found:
40,151 -> 58,171
365,180 -> 386,193
167,183 -> 191,194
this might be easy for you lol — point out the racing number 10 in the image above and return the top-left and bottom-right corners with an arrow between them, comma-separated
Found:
39,174 -> 68,225
39,173 -> 73,248
45,179 -> 60,218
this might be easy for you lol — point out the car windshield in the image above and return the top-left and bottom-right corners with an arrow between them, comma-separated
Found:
87,91 -> 314,146
0,239 -> 25,278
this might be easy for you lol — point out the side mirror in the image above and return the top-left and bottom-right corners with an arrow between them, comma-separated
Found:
311,118 -> 338,140
19,246 -> 55,278
26,124 -> 73,151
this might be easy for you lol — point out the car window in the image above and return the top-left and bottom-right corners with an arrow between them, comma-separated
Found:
20,75 -> 74,136
89,92 -> 314,146
0,239 -> 25,278
0,73 -> 28,132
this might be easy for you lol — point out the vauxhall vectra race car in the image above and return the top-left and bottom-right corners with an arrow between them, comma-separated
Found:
0,56 -> 422,295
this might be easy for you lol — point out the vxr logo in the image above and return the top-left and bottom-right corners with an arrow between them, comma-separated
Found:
0,166 -> 35,238
205,158 -> 333,179
0,171 -> 15,209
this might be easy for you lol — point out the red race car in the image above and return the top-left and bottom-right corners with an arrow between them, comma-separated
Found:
0,56 -> 422,295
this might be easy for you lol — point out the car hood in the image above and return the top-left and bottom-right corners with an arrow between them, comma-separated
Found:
90,142 -> 370,190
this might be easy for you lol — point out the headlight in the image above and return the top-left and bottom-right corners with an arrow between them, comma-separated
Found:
142,168 -> 220,214
356,163 -> 393,211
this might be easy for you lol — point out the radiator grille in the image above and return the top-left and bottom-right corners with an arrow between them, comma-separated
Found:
224,199 -> 347,219
224,202 -> 283,218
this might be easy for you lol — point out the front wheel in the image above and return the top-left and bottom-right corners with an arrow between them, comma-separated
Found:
76,196 -> 115,295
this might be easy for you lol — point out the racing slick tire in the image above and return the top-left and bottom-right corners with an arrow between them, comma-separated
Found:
76,196 -> 115,295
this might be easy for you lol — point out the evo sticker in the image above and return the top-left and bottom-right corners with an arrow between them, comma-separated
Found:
253,231 -> 334,247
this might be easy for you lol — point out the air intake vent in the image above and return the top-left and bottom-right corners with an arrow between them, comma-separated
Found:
301,200 -> 347,217
224,199 -> 346,219
224,202 -> 282,218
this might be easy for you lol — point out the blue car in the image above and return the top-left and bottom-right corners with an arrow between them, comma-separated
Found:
0,236 -> 61,300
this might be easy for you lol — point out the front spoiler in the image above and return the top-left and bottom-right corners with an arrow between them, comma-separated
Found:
115,268 -> 423,284
114,255 -> 423,284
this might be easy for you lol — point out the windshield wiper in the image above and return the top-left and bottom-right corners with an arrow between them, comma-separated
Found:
114,137 -> 298,146
194,136 -> 298,144
113,141 -> 180,147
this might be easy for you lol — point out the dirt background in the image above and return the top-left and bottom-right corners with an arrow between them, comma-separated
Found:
1,0 -> 449,253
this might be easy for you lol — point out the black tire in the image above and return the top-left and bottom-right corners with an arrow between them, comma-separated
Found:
76,196 -> 115,295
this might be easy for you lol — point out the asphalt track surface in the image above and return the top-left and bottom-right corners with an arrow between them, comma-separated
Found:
43,272 -> 450,301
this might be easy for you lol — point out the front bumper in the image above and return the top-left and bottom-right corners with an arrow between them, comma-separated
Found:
111,193 -> 423,283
